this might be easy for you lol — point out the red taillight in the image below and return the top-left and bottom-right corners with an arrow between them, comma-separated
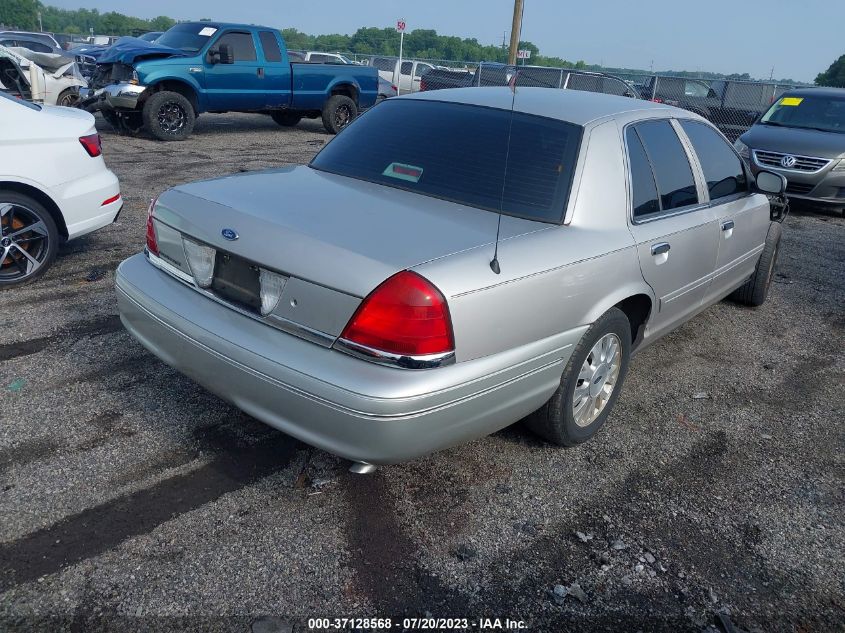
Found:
79,133 -> 102,157
145,197 -> 159,256
341,271 -> 454,357
650,97 -> 664,104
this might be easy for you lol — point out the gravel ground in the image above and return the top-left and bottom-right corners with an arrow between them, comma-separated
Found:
1,113 -> 843,633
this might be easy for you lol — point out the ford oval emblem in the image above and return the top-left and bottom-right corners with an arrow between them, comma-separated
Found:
221,228 -> 239,241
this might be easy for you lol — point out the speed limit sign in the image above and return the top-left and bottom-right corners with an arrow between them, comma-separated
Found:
396,19 -> 406,32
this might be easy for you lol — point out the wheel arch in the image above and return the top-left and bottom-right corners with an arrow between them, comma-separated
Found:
329,81 -> 359,104
144,78 -> 201,114
613,293 -> 653,351
0,180 -> 68,240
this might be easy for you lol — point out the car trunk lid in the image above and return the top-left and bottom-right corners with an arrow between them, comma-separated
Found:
154,165 -> 515,298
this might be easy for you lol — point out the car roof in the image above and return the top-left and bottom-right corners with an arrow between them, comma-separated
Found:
783,87 -> 845,98
180,21 -> 274,31
403,87 -> 683,126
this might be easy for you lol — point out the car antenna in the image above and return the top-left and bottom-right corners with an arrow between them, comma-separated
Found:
490,68 -> 520,275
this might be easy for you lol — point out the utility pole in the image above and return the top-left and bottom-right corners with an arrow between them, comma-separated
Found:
37,11 -> 43,32
507,0 -> 524,66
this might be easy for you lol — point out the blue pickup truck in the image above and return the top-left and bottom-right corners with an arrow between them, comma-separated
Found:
84,22 -> 378,140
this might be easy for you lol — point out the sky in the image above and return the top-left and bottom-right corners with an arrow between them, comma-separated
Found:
46,0 -> 842,82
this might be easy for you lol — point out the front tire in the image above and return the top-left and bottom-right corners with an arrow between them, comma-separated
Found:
57,88 -> 80,108
321,95 -> 357,134
271,111 -> 303,127
526,308 -> 632,446
142,91 -> 195,141
0,191 -> 60,289
730,222 -> 782,307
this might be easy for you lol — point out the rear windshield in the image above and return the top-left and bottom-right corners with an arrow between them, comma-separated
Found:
761,94 -> 845,134
156,23 -> 218,53
310,99 -> 582,223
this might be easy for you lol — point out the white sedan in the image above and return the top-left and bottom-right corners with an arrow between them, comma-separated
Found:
0,92 -> 121,287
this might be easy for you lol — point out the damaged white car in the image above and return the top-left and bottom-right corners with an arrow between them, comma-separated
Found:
0,45 -> 87,107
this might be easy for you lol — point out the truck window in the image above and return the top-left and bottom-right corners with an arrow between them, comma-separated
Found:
372,57 -> 395,72
258,31 -> 282,63
725,83 -> 766,107
310,54 -> 331,63
414,63 -> 432,79
217,32 -> 256,62
400,61 -> 412,75
684,81 -> 710,98
680,120 -> 747,200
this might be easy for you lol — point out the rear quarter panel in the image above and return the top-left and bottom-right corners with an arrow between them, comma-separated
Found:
415,120 -> 653,363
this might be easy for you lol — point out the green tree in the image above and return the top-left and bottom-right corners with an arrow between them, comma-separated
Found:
0,0 -> 39,30
816,54 -> 845,87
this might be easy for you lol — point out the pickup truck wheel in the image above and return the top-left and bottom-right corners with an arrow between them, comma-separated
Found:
322,95 -> 357,134
271,111 -> 302,127
143,91 -> 195,141
730,221 -> 782,307
0,191 -> 59,289
525,307 -> 631,447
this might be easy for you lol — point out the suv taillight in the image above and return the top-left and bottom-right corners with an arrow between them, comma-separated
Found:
79,133 -> 102,157
145,197 -> 159,256
340,271 -> 454,357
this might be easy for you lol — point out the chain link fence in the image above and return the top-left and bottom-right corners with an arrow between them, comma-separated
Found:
331,52 -> 805,140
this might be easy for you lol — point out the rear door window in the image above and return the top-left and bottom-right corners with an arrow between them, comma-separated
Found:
633,120 -> 699,212
680,120 -> 747,201
216,32 -> 256,62
311,99 -> 582,223
625,127 -> 660,218
258,31 -> 282,62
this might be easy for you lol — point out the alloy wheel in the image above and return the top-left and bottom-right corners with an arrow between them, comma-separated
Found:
158,103 -> 186,134
334,104 -> 351,129
0,202 -> 50,282
572,333 -> 622,428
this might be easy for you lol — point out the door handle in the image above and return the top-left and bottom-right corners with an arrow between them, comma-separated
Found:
721,219 -> 735,231
651,242 -> 671,256
257,67 -> 264,78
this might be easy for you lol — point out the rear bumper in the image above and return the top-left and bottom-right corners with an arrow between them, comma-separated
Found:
115,254 -> 577,463
54,168 -> 122,240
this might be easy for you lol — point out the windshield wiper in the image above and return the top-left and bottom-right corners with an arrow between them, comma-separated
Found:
761,121 -> 786,127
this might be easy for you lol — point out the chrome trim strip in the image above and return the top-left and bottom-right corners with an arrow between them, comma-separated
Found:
145,251 -> 335,348
333,338 -> 456,370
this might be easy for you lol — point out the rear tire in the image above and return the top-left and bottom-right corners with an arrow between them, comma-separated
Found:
271,111 -> 302,127
142,91 -> 195,141
0,191 -> 59,289
321,94 -> 357,134
525,308 -> 632,446
730,222 -> 782,307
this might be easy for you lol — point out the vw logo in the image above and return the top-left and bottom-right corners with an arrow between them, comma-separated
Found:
221,228 -> 239,241
780,155 -> 797,168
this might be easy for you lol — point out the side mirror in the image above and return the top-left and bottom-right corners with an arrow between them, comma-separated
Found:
755,170 -> 787,195
218,43 -> 234,64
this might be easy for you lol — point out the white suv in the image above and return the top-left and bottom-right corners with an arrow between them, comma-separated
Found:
0,92 -> 122,287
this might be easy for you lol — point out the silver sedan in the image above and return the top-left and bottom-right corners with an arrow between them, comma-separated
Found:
116,88 -> 787,465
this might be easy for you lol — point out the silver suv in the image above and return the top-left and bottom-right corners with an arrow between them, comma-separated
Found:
735,87 -> 845,215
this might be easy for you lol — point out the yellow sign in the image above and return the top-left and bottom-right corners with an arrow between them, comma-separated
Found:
780,97 -> 804,106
